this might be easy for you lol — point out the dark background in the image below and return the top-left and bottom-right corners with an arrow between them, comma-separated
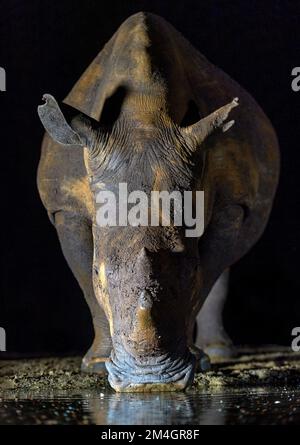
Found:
0,0 -> 299,356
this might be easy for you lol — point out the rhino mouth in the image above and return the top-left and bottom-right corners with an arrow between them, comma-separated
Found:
105,347 -> 196,392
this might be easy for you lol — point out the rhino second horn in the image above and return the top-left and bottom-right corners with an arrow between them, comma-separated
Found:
134,291 -> 157,339
139,291 -> 153,311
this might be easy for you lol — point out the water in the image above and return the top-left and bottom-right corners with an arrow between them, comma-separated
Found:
0,387 -> 299,425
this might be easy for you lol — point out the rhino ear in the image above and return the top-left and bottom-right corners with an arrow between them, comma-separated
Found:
38,94 -> 83,146
182,98 -> 239,150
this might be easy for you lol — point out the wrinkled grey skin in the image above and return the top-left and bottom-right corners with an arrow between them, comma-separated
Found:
37,13 -> 280,392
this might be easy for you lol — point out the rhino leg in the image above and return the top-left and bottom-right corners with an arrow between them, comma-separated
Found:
195,269 -> 235,361
54,211 -> 112,374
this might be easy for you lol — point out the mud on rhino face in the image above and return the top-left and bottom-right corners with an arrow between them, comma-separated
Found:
93,226 -> 204,391
38,94 -> 238,391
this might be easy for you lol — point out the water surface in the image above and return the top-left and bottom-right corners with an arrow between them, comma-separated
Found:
0,387 -> 299,425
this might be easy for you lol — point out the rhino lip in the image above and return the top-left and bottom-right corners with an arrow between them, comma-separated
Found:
105,348 -> 196,392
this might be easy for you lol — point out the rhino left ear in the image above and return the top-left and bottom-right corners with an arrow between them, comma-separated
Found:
38,94 -> 84,146
182,98 -> 239,150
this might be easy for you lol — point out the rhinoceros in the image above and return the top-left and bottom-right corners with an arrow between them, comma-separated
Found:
37,12 -> 280,392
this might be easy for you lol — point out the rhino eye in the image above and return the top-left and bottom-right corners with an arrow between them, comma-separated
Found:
93,266 -> 99,276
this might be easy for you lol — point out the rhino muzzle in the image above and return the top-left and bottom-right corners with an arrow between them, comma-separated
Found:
104,289 -> 196,392
106,347 -> 196,392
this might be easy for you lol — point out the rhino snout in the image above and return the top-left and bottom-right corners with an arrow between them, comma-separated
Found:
106,347 -> 196,393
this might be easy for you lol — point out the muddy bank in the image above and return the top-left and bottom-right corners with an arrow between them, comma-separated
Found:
193,348 -> 300,389
1,349 -> 300,392
0,357 -> 107,391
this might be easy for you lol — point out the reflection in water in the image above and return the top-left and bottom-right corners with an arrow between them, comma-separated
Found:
89,392 -> 225,425
0,388 -> 300,425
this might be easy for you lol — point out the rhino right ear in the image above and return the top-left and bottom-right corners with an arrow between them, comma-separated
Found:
182,98 -> 239,150
38,94 -> 83,146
